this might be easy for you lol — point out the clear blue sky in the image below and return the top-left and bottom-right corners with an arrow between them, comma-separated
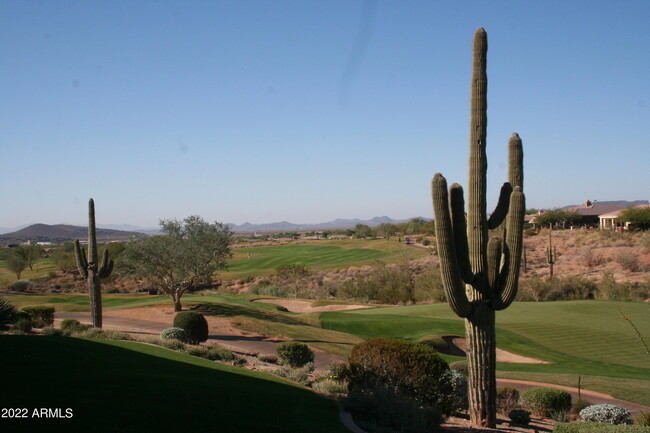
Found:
1,0 -> 648,228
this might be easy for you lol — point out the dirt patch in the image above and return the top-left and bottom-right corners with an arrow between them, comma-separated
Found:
253,298 -> 373,313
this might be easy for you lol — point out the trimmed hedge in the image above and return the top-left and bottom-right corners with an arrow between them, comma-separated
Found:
348,338 -> 457,416
172,311 -> 208,344
276,341 -> 314,367
554,423 -> 650,433
521,387 -> 572,417
21,306 -> 55,328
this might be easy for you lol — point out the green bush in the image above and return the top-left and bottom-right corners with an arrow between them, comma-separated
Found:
41,327 -> 64,336
14,318 -> 32,333
521,387 -> 572,417
160,327 -> 189,342
276,341 -> 314,367
508,409 -> 531,425
635,412 -> 650,427
497,386 -> 520,414
343,386 -> 442,433
272,363 -> 313,386
60,318 -> 87,334
0,297 -> 18,325
554,422 -> 650,433
348,338 -> 454,416
9,280 -> 32,292
173,311 -> 208,344
21,306 -> 55,328
311,378 -> 347,397
572,398 -> 593,417
184,344 -> 234,361
326,361 -> 349,383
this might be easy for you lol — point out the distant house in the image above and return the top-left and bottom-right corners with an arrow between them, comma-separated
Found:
564,200 -> 625,227
599,204 -> 650,230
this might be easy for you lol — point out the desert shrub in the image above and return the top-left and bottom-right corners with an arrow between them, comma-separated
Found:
418,335 -> 449,351
0,297 -> 18,325
185,345 -> 234,361
414,267 -> 446,303
160,327 -> 189,342
583,248 -> 608,268
311,378 -> 347,397
41,327 -> 64,336
343,386 -> 442,433
509,409 -> 531,425
52,251 -> 77,273
373,268 -> 414,304
579,404 -> 633,425
519,276 -> 598,302
497,386 -> 520,414
337,278 -> 378,302
249,285 -> 291,298
572,398 -> 593,417
276,341 -> 314,367
276,264 -> 310,278
326,361 -> 350,382
640,233 -> 650,250
348,338 -> 454,416
449,360 -> 468,376
554,423 -> 650,433
635,412 -> 650,427
59,318 -> 91,334
14,318 -> 32,333
173,311 -> 208,344
442,369 -> 468,414
273,364 -> 313,386
596,273 -> 649,301
9,280 -> 32,292
258,354 -> 278,364
21,306 -> 55,328
159,338 -> 186,351
521,387 -> 572,417
422,238 -> 431,246
615,251 -> 641,272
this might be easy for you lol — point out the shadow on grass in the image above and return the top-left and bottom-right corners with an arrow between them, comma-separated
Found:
193,302 -> 307,326
0,335 -> 347,433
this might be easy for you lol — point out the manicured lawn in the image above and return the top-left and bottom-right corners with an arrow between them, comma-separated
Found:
0,335 -> 349,433
223,238 -> 428,279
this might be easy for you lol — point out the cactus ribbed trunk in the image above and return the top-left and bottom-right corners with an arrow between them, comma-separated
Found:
431,28 -> 525,428
74,199 -> 113,329
465,304 -> 496,427
88,199 -> 102,328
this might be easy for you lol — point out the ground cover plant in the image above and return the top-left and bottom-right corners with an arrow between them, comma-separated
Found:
0,335 -> 349,433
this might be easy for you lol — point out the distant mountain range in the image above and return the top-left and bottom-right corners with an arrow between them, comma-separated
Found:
0,216 -> 411,245
0,224 -> 144,246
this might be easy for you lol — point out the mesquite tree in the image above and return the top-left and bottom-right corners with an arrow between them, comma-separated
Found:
74,199 -> 114,328
431,27 -> 525,428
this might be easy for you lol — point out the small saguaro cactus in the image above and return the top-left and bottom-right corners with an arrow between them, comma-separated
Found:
74,199 -> 113,328
546,228 -> 557,278
431,27 -> 525,428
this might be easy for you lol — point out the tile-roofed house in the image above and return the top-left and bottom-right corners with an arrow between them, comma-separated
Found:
599,204 -> 650,230
564,200 -> 625,227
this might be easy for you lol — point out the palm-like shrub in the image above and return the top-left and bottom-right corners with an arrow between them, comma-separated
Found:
172,311 -> 208,344
0,297 -> 18,325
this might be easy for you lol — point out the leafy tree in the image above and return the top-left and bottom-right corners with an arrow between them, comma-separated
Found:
122,216 -> 233,311
354,224 -> 373,238
13,245 -> 43,271
375,222 -> 398,239
52,250 -> 77,273
6,252 -> 27,279
534,209 -> 580,228
618,207 -> 650,230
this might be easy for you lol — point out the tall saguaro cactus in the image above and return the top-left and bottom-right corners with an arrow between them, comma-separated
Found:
74,199 -> 113,328
431,28 -> 526,428
546,228 -> 557,278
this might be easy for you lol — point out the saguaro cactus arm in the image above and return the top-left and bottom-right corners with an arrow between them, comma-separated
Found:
74,239 -> 88,279
492,187 -> 525,310
432,174 -> 472,318
98,248 -> 114,279
450,183 -> 473,284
